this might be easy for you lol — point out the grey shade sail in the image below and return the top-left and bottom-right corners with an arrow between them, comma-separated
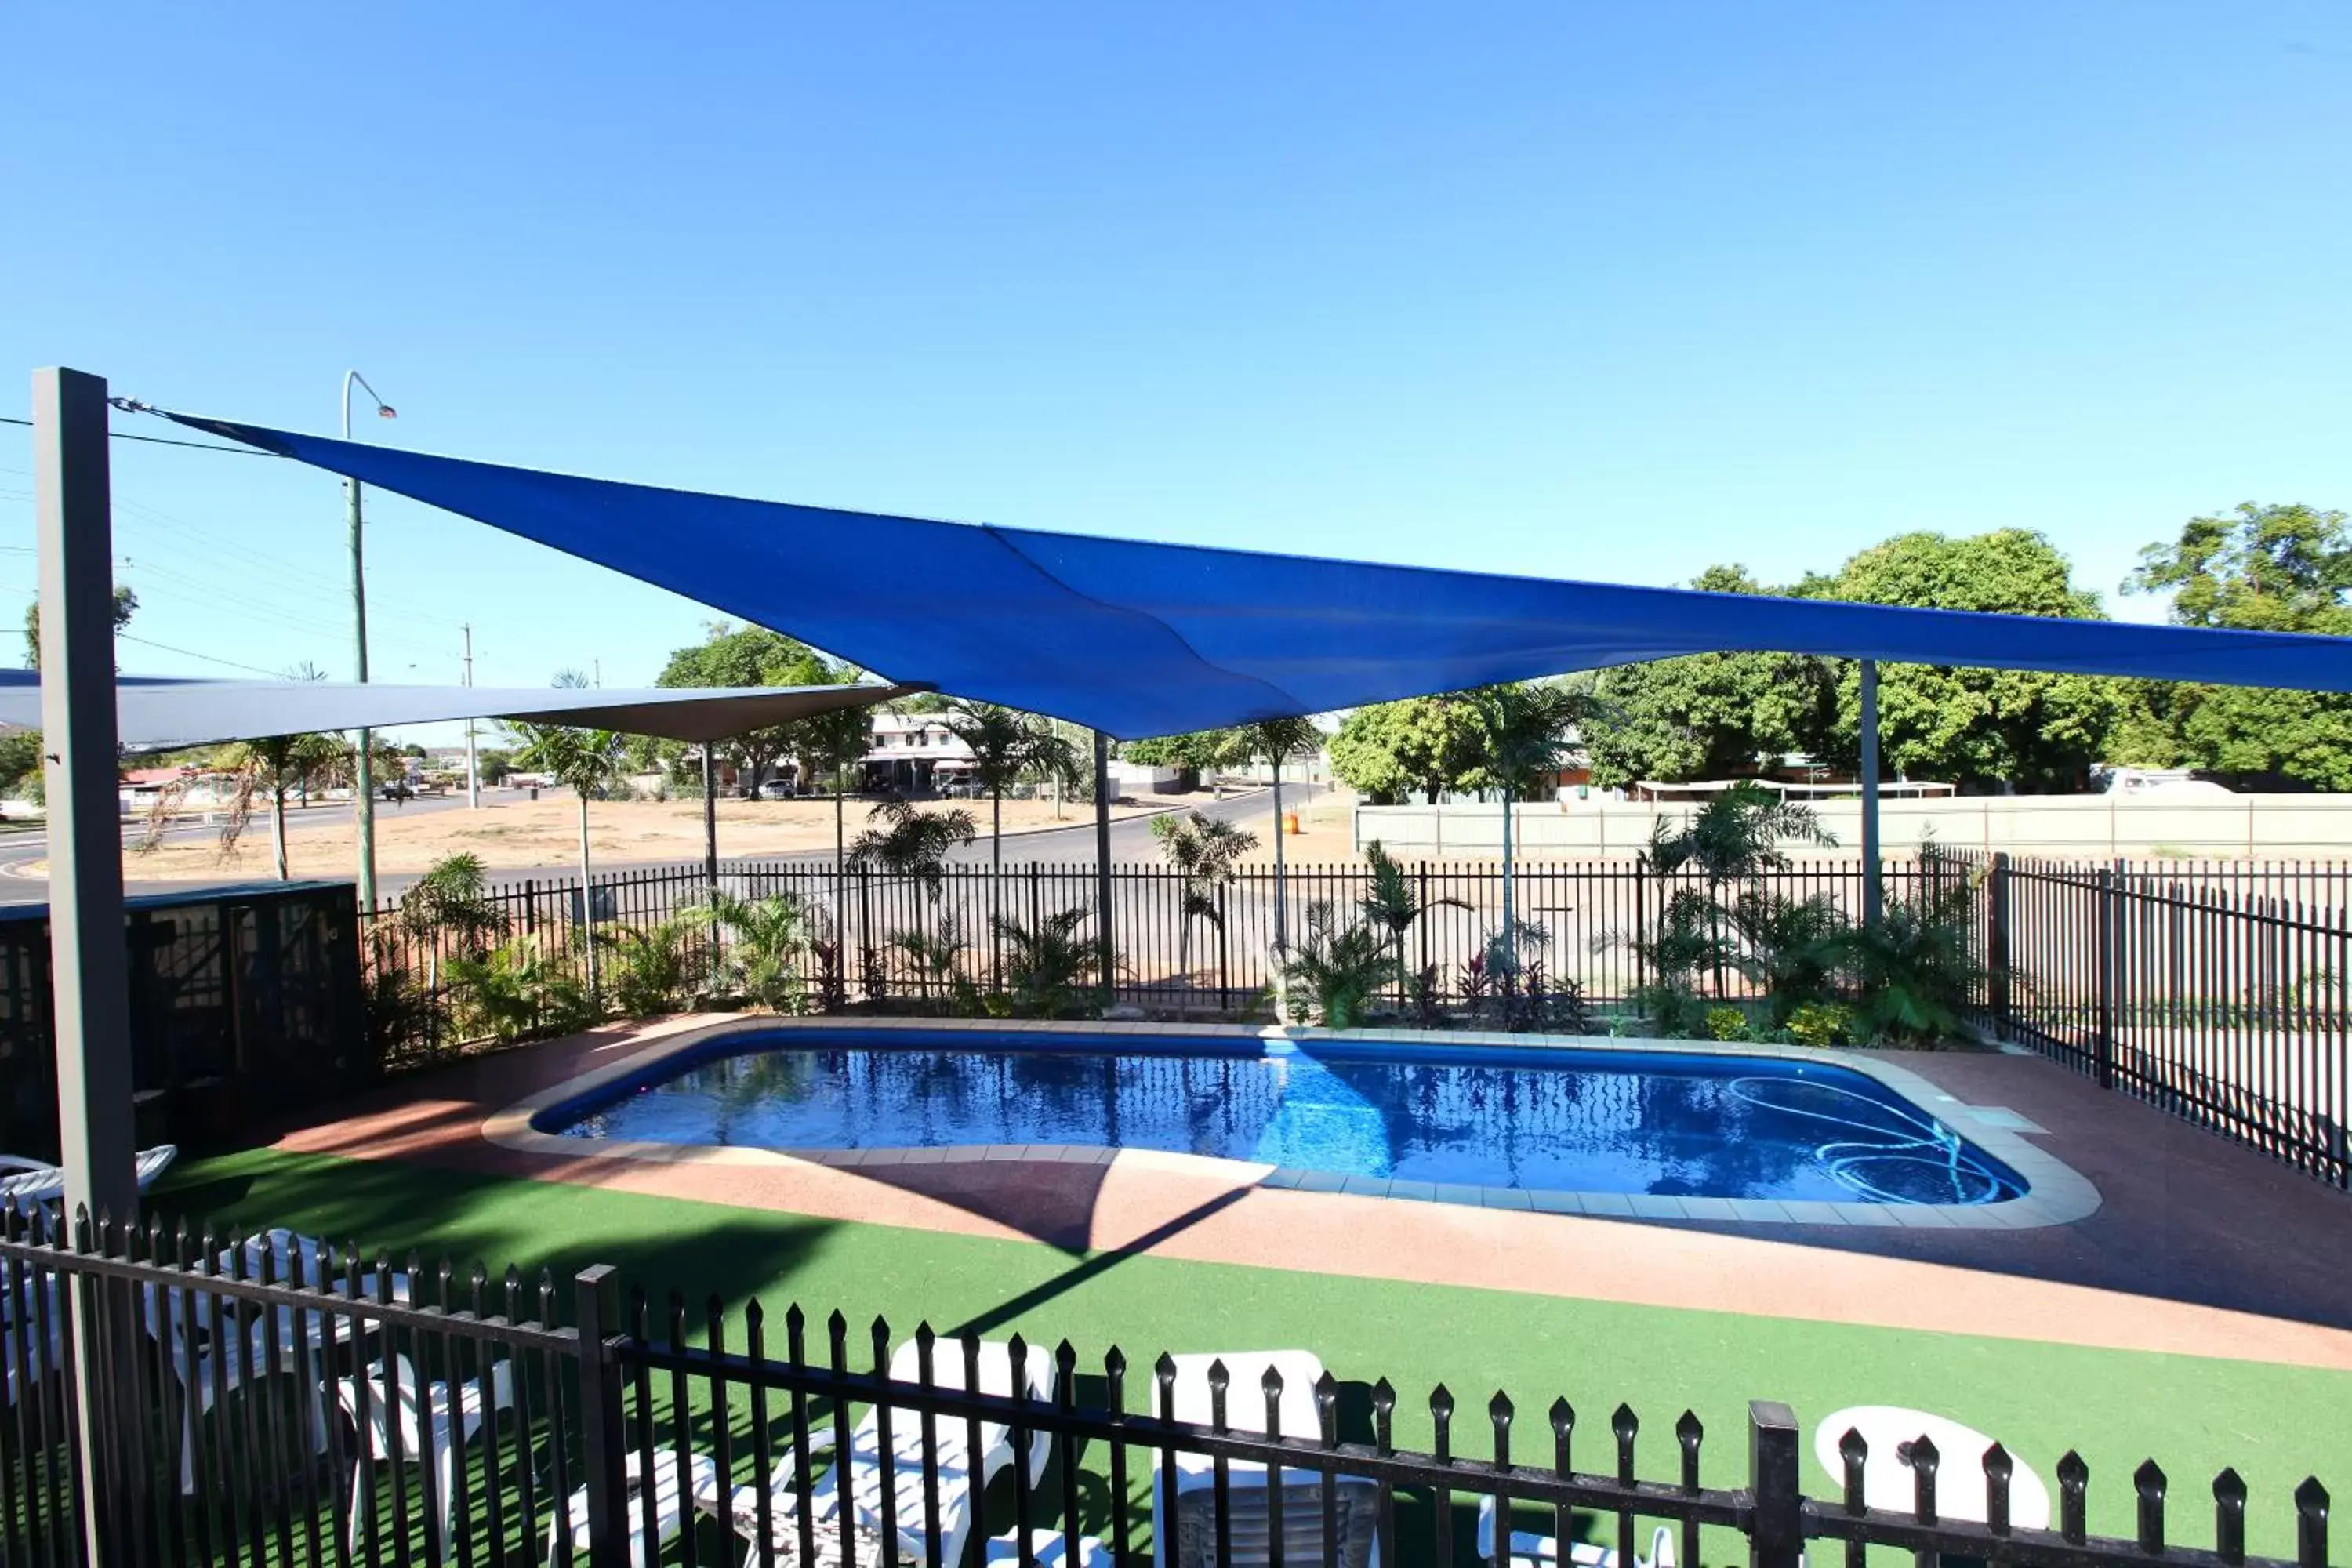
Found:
0,670 -> 924,751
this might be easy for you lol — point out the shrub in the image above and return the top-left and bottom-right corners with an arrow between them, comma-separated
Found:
1704,1005 -> 1751,1042
695,893 -> 815,1013
993,906 -> 1094,1019
1785,1001 -> 1854,1047
1844,880 -> 1980,1045
1631,981 -> 1712,1040
598,916 -> 706,1019
447,935 -> 600,1044
1281,900 -> 1398,1029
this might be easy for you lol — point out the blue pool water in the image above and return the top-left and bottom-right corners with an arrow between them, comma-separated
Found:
538,1031 -> 2027,1206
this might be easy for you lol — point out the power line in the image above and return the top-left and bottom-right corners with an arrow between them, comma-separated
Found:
0,415 -> 278,458
115,634 -> 288,678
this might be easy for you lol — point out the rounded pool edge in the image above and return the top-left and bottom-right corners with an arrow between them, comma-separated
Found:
481,1015 -> 2103,1229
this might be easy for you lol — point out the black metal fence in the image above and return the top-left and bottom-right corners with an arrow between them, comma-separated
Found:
1,1210 -> 2334,1568
359,852 -> 2352,1193
1969,855 -> 2352,1192
361,858 -> 1951,1019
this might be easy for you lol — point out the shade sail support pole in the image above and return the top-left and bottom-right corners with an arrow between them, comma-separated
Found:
1860,657 -> 1882,928
1094,732 -> 1113,998
35,366 -> 143,1566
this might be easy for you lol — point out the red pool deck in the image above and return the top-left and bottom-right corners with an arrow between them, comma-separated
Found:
267,1015 -> 2352,1372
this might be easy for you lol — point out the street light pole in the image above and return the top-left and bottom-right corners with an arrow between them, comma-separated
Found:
343,372 -> 397,909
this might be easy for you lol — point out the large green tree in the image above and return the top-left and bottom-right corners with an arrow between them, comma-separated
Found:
1796,530 -> 2123,791
655,623 -> 833,793
1327,697 -> 1483,804
2122,503 -> 2352,788
22,583 -> 136,670
1583,568 -> 1816,789
1583,535 -> 2122,790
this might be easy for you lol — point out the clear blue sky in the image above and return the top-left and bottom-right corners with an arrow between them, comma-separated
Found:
5,3 -> 2349,733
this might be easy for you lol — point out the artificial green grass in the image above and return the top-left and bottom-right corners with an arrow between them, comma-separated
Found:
156,1148 -> 2348,1559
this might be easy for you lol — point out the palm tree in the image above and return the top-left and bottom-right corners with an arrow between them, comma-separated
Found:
216,731 -> 342,880
942,701 -> 1082,870
1463,683 -> 1595,974
695,890 -> 812,1010
1359,838 -> 1466,996
1240,717 -> 1322,953
510,714 -> 630,998
1151,809 -> 1258,1017
396,851 -> 507,994
848,797 -> 977,900
1646,780 -> 1836,999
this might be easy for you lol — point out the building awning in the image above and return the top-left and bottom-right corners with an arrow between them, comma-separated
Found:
163,412 -> 2352,738
0,670 -> 920,751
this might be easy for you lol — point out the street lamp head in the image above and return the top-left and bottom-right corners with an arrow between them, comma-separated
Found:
376,405 -> 398,419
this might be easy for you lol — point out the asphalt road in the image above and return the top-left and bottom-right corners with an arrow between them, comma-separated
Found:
0,782 -> 1325,907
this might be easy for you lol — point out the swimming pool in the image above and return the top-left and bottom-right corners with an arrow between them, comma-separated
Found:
533,1029 -> 2029,1206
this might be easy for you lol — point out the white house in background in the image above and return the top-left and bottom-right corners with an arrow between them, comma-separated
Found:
859,709 -> 978,794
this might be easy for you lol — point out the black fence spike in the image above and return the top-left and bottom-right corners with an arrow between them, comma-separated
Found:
2057,1450 -> 2090,1544
1839,1428 -> 1869,1515
2212,1466 -> 2248,1566
2136,1458 -> 2168,1555
1314,1370 -> 1338,1446
1675,1410 -> 1703,1493
1908,1433 -> 1941,1526
1613,1403 -> 1639,1484
1983,1442 -> 2015,1536
1372,1377 -> 1396,1456
2293,1477 -> 2329,1568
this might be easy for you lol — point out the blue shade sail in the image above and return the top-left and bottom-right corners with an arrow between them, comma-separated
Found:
166,413 -> 2352,738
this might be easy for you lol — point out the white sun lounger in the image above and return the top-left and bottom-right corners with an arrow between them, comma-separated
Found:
0,1145 -> 179,1214
1152,1351 -> 1382,1568
1476,1494 -> 1677,1568
689,1337 -> 1058,1568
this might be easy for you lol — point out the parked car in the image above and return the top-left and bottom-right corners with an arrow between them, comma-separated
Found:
378,781 -> 416,802
757,779 -> 797,800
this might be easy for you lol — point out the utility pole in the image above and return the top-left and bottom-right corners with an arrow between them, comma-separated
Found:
462,622 -> 481,808
343,372 -> 396,908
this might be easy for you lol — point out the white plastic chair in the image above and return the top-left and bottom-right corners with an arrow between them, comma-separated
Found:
1,1265 -> 63,1407
220,1229 -> 412,1453
1152,1351 -> 1382,1568
689,1337 -> 1057,1568
0,1145 -> 178,1213
546,1450 -> 693,1568
336,1351 -> 515,1558
1475,1494 -> 1677,1568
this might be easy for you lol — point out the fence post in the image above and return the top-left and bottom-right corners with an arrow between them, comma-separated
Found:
524,877 -> 538,936
2095,865 -> 2117,1089
574,1265 -> 628,1568
1633,858 -> 1648,1000
1746,1401 -> 1803,1568
1988,853 -> 2013,1038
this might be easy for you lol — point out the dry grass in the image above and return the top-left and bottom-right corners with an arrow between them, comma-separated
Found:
103,789 -> 1207,880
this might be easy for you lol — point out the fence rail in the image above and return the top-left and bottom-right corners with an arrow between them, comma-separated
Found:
0,1213 -> 2334,1568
